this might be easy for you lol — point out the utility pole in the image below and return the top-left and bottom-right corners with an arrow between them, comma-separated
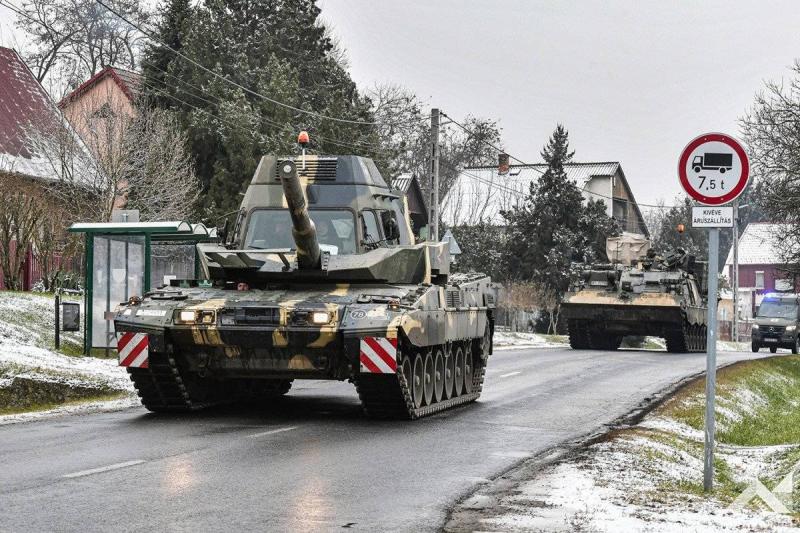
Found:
732,199 -> 739,345
429,108 -> 441,242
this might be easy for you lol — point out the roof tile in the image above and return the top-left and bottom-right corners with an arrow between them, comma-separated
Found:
0,47 -> 65,179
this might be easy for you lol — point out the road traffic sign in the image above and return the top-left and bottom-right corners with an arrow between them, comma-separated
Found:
678,133 -> 749,206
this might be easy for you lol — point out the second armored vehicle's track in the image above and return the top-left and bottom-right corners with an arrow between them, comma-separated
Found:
568,318 -> 707,353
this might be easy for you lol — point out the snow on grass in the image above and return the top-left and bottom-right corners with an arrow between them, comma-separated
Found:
493,330 -> 568,350
473,356 -> 800,532
0,291 -> 83,355
0,291 -> 136,424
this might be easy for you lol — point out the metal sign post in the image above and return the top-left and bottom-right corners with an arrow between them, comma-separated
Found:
679,132 -> 750,492
703,228 -> 719,491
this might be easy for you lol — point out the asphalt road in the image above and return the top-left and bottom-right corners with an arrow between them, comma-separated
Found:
0,347 -> 764,533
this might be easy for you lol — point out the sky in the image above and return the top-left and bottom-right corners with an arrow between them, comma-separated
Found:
318,0 -> 800,208
1,1 -> 799,208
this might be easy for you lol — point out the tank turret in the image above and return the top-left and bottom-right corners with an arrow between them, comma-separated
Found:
279,160 -> 321,269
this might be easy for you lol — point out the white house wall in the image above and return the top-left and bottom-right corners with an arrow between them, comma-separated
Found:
582,176 -> 613,217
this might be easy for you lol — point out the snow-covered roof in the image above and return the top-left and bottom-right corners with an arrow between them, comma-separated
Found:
0,47 -> 67,180
470,162 -> 621,187
392,173 -> 414,192
442,162 -> 623,226
725,223 -> 786,266
69,221 -> 216,237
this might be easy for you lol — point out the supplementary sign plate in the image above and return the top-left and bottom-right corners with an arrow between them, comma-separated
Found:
692,206 -> 734,228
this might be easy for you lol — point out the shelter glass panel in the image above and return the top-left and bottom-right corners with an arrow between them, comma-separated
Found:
91,235 -> 144,349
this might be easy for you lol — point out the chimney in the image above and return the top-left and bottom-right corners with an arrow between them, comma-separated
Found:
498,153 -> 510,175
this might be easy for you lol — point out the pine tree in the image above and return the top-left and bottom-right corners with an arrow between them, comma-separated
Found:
141,0 -> 379,219
503,125 -> 619,307
141,0 -> 192,109
504,125 -> 583,289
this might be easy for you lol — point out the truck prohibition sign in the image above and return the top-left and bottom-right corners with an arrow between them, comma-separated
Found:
692,153 -> 732,174
678,133 -> 749,206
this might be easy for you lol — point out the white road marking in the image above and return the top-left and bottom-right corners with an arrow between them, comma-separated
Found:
63,460 -> 145,479
499,371 -> 521,378
247,426 -> 298,439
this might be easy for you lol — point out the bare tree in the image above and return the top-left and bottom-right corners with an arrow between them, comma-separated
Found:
30,98 -> 200,223
14,0 -> 150,92
0,172 -> 46,290
121,107 -> 200,221
741,61 -> 800,273
368,83 -> 503,212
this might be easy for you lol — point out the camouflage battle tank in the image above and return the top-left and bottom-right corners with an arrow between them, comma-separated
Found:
113,153 -> 497,419
561,247 -> 707,353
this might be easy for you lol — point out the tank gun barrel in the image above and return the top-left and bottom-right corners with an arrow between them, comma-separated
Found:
279,160 -> 321,269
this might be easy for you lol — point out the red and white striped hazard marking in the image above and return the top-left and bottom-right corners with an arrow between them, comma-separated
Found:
359,337 -> 397,374
116,332 -> 149,368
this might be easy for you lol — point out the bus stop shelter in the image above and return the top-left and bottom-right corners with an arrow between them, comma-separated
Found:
68,221 -> 216,355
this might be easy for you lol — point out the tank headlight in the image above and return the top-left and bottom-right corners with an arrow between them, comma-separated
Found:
786,325 -> 796,332
178,310 -> 197,323
311,311 -> 331,325
752,324 -> 759,330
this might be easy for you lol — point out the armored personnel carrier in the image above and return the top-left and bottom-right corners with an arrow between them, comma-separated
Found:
113,152 -> 496,419
561,247 -> 707,353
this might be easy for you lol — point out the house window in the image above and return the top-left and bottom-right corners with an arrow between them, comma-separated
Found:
755,271 -> 765,289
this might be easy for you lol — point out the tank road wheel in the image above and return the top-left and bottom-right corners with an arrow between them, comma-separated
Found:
433,348 -> 445,403
444,346 -> 455,399
453,346 -> 465,397
463,344 -> 474,394
412,353 -> 425,409
401,357 -> 413,386
423,351 -> 435,406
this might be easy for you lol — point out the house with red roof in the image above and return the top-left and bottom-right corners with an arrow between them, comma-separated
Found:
58,66 -> 141,158
0,47 -> 66,181
0,46 -> 89,289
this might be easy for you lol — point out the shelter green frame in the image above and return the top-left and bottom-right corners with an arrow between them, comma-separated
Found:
68,221 -> 217,355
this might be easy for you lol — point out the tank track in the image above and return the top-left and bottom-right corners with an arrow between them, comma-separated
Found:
127,352 -> 200,412
568,320 -> 591,349
127,352 -> 292,412
356,340 -> 487,420
568,320 -> 621,350
666,321 -> 707,353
